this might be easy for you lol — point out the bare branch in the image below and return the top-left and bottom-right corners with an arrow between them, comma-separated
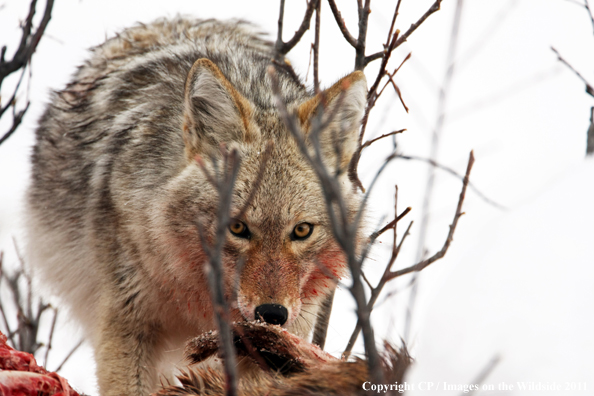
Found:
355,0 -> 371,70
386,150 -> 474,281
313,0 -> 321,93
387,74 -> 409,113
0,0 -> 54,87
43,307 -> 58,367
0,102 -> 30,146
370,206 -> 412,240
327,0 -> 357,47
54,339 -> 83,373
349,45 -> 410,191
0,65 -> 27,119
275,0 -> 319,57
585,0 -> 594,36
361,271 -> 374,291
364,0 -> 403,67
343,219 -> 414,359
552,46 -> 594,97
344,155 -> 473,355
393,0 -> 442,49
364,50 -> 385,66
361,129 -> 406,150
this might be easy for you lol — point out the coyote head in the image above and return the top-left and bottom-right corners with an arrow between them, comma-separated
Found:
152,59 -> 367,337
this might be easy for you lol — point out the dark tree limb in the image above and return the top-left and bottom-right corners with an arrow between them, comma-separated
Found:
275,0 -> 319,58
0,102 -> 30,146
355,0 -> 371,70
327,0 -> 358,47
0,0 -> 54,88
370,206 -> 411,241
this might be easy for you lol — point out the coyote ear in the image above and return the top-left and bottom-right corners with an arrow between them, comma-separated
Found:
183,59 -> 256,158
297,71 -> 367,169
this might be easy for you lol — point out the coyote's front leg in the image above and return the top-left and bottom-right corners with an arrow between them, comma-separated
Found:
95,301 -> 162,396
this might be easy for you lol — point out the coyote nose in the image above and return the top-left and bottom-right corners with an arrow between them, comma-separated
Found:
255,304 -> 288,325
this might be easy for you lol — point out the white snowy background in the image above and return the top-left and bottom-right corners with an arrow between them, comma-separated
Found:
0,0 -> 593,395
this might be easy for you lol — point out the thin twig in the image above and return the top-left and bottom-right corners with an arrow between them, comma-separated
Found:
387,73 -> 409,113
370,206 -> 411,240
0,102 -> 30,145
361,271 -> 374,291
585,0 -> 594,36
551,46 -> 594,97
54,339 -> 83,373
361,129 -> 406,150
393,0 -> 442,49
44,307 -> 58,367
364,0 -> 403,67
0,65 -> 27,118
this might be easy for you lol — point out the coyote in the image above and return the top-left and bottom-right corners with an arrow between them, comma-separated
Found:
27,18 -> 366,395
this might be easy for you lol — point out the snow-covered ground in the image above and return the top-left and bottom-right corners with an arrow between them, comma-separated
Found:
1,0 -> 592,394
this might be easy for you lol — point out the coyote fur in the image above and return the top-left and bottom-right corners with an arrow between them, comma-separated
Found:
27,18 -> 367,395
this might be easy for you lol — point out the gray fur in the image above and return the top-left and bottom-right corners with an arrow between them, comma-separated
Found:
27,17 -> 366,395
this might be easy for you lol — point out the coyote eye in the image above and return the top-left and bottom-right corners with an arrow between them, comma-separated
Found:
229,220 -> 250,239
292,223 -> 313,240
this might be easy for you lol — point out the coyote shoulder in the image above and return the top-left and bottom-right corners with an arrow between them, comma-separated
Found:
27,17 -> 366,395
